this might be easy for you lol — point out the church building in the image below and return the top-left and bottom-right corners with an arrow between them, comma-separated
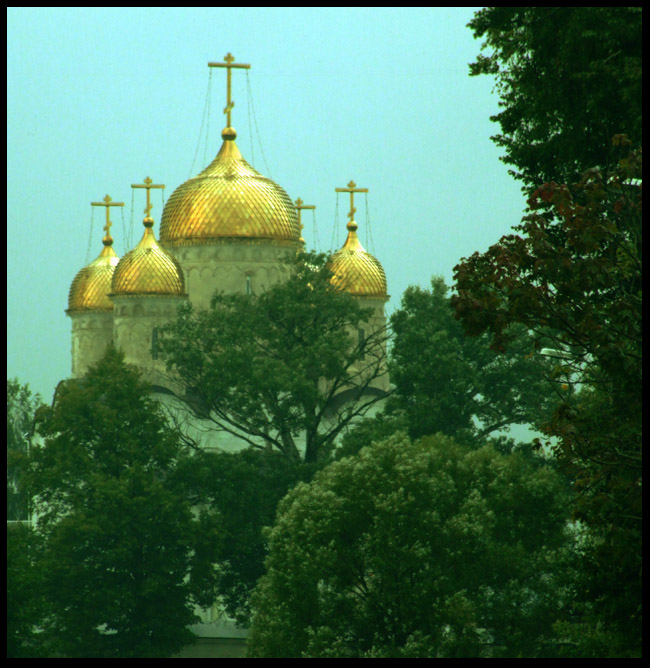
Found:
64,53 -> 390,656
66,53 -> 389,418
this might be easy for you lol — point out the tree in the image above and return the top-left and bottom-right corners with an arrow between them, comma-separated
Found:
7,522 -> 46,657
160,251 -> 390,464
387,277 -> 556,443
7,379 -> 43,521
16,348 -> 207,658
468,7 -> 642,191
452,146 -> 641,655
173,447 -> 317,626
247,433 -> 575,658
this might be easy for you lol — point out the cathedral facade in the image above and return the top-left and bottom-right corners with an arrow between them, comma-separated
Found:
66,55 -> 390,451
64,56 -> 390,653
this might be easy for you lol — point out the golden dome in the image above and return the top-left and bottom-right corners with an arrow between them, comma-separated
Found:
329,220 -> 387,298
159,128 -> 300,246
111,217 -> 185,296
67,236 -> 120,312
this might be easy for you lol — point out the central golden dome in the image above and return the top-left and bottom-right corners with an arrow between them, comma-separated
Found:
159,128 -> 300,246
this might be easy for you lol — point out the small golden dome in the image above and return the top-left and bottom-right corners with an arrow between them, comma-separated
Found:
159,129 -> 300,246
111,217 -> 185,296
67,235 -> 120,312
329,220 -> 387,298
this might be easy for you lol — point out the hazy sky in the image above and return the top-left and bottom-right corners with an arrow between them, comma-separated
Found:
7,7 -> 529,401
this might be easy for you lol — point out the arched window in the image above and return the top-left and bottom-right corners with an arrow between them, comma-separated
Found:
245,275 -> 252,295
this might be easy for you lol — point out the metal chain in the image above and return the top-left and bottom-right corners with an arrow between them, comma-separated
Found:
246,71 -> 272,179
312,208 -> 321,252
332,194 -> 340,252
189,68 -> 212,178
365,193 -> 376,254
85,207 -> 94,264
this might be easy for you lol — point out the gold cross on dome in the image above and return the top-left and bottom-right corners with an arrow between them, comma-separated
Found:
208,52 -> 251,128
335,180 -> 368,221
131,176 -> 165,219
91,194 -> 124,238
294,198 -> 316,244
294,197 -> 316,227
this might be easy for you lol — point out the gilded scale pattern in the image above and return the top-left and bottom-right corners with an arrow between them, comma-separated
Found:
111,218 -> 185,296
329,220 -> 387,298
67,239 -> 120,311
159,130 -> 300,246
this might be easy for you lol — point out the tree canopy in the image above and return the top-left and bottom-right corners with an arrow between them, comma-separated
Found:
452,141 -> 641,654
172,446 -> 317,626
387,277 -> 556,443
160,251 -> 390,463
247,433 -> 575,658
12,349 -> 209,658
468,7 -> 642,191
7,379 -> 43,521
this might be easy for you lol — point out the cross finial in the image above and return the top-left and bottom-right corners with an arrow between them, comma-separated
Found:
294,197 -> 316,245
91,194 -> 125,240
335,180 -> 368,222
208,53 -> 251,129
131,176 -> 165,221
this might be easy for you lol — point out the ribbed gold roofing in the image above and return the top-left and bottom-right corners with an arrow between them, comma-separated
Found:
159,128 -> 300,246
67,236 -> 120,312
329,220 -> 387,298
111,217 -> 185,296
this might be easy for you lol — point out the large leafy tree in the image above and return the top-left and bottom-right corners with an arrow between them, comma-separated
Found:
7,523 -> 46,657
247,433 -> 575,658
452,147 -> 641,655
7,379 -> 43,521
160,251 -> 390,464
16,349 -> 207,658
468,7 -> 642,191
387,277 -> 556,443
174,447 -> 317,626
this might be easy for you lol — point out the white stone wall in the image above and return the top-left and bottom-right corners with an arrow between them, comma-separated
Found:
111,295 -> 187,387
68,311 -> 115,378
165,240 -> 298,309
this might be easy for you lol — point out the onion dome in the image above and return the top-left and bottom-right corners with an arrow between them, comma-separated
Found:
67,234 -> 120,312
329,220 -> 387,298
159,127 -> 300,246
111,216 -> 185,296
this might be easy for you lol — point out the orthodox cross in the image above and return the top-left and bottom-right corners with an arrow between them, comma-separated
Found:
294,197 -> 316,228
295,198 -> 316,245
131,176 -> 165,219
91,194 -> 124,239
208,52 -> 251,127
335,180 -> 368,222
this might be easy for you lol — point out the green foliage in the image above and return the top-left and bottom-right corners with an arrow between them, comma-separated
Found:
248,433 -> 575,658
160,251 -> 390,463
387,277 -> 556,443
336,411 -> 408,460
7,379 -> 43,521
7,523 -> 46,657
468,7 -> 642,191
452,147 -> 641,654
15,349 -> 204,657
172,447 -> 318,626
